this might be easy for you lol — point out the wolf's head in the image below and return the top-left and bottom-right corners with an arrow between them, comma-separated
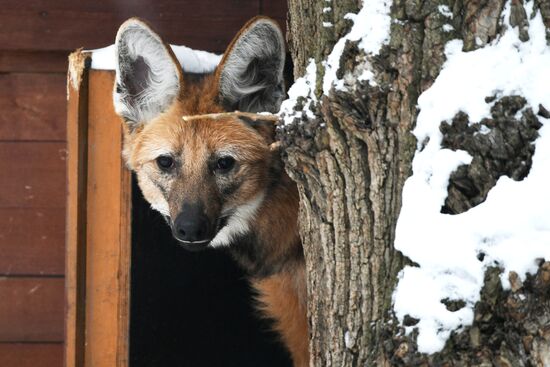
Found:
113,17 -> 286,251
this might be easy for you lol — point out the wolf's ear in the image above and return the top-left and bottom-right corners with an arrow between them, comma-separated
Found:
114,18 -> 182,128
237,115 -> 277,144
217,17 -> 285,114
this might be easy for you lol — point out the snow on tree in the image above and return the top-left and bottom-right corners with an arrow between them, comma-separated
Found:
279,0 -> 550,365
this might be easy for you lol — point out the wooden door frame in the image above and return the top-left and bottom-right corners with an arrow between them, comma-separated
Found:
66,50 -> 131,367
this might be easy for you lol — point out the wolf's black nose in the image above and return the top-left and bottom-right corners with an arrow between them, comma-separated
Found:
173,204 -> 211,244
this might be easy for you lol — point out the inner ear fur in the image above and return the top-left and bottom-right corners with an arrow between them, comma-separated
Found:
216,17 -> 285,114
114,18 -> 183,129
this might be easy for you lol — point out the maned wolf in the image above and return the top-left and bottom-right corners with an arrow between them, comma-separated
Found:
113,17 -> 308,366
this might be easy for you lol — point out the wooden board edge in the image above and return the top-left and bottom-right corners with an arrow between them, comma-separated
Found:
117,135 -> 132,367
65,49 -> 91,367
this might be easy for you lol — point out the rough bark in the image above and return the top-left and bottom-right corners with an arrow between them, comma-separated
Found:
282,0 -> 550,366
441,96 -> 543,215
390,262 -> 550,366
287,0 -> 359,77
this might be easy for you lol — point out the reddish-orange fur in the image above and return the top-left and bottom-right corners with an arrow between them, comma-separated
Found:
254,269 -> 309,367
117,16 -> 308,366
248,152 -> 308,366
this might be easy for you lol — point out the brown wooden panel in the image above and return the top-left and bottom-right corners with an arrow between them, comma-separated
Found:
0,142 -> 66,208
0,208 -> 64,275
0,74 -> 66,141
0,1 -> 260,53
83,69 -> 132,367
0,0 -> 258,13
262,0 -> 288,26
0,343 -> 63,367
0,51 -> 68,73
0,278 -> 64,342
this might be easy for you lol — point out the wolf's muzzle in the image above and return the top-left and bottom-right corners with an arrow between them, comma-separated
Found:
172,203 -> 213,250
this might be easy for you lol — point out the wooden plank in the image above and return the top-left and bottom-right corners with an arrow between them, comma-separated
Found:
0,0 -> 259,53
0,142 -> 66,208
0,278 -> 64,342
0,51 -> 68,73
117,117 -> 132,367
0,74 -> 66,141
0,208 -> 64,276
83,69 -> 132,367
65,51 -> 90,367
0,343 -> 63,367
262,0 -> 288,27
0,0 -> 258,13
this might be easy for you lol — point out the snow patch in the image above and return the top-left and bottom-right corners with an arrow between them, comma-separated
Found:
89,44 -> 221,73
475,36 -> 484,46
438,5 -> 453,18
322,0 -> 392,94
393,1 -> 550,354
278,0 -> 392,123
344,331 -> 353,349
279,59 -> 317,125
477,125 -> 491,135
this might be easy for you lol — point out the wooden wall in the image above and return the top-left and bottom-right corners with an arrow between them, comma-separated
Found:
0,1 -> 287,366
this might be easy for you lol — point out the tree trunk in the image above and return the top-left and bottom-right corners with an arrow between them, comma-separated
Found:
281,0 -> 550,365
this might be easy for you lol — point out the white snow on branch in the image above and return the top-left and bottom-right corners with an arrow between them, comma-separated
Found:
438,5 -> 453,18
279,59 -> 317,125
278,0 -> 392,123
393,1 -> 550,354
322,0 -> 392,94
89,44 -> 221,73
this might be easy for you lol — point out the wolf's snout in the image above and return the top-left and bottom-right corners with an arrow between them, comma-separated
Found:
172,204 -> 212,245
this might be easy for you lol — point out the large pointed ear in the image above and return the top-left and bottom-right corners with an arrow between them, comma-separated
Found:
113,18 -> 182,128
217,17 -> 285,113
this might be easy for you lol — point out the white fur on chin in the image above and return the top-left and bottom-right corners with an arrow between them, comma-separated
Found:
209,192 -> 265,248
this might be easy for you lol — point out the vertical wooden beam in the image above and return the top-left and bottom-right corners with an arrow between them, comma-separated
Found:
84,69 -> 131,367
65,50 -> 91,367
66,55 -> 131,367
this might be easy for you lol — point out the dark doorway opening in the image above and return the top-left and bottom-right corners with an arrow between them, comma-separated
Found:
129,177 -> 292,367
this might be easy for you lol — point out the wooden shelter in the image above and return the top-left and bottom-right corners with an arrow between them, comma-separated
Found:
0,1 -> 286,366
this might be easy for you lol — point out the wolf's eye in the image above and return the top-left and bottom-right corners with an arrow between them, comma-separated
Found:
156,155 -> 174,171
216,156 -> 235,173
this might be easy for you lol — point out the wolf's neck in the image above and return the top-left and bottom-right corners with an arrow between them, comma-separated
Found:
229,172 -> 303,278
